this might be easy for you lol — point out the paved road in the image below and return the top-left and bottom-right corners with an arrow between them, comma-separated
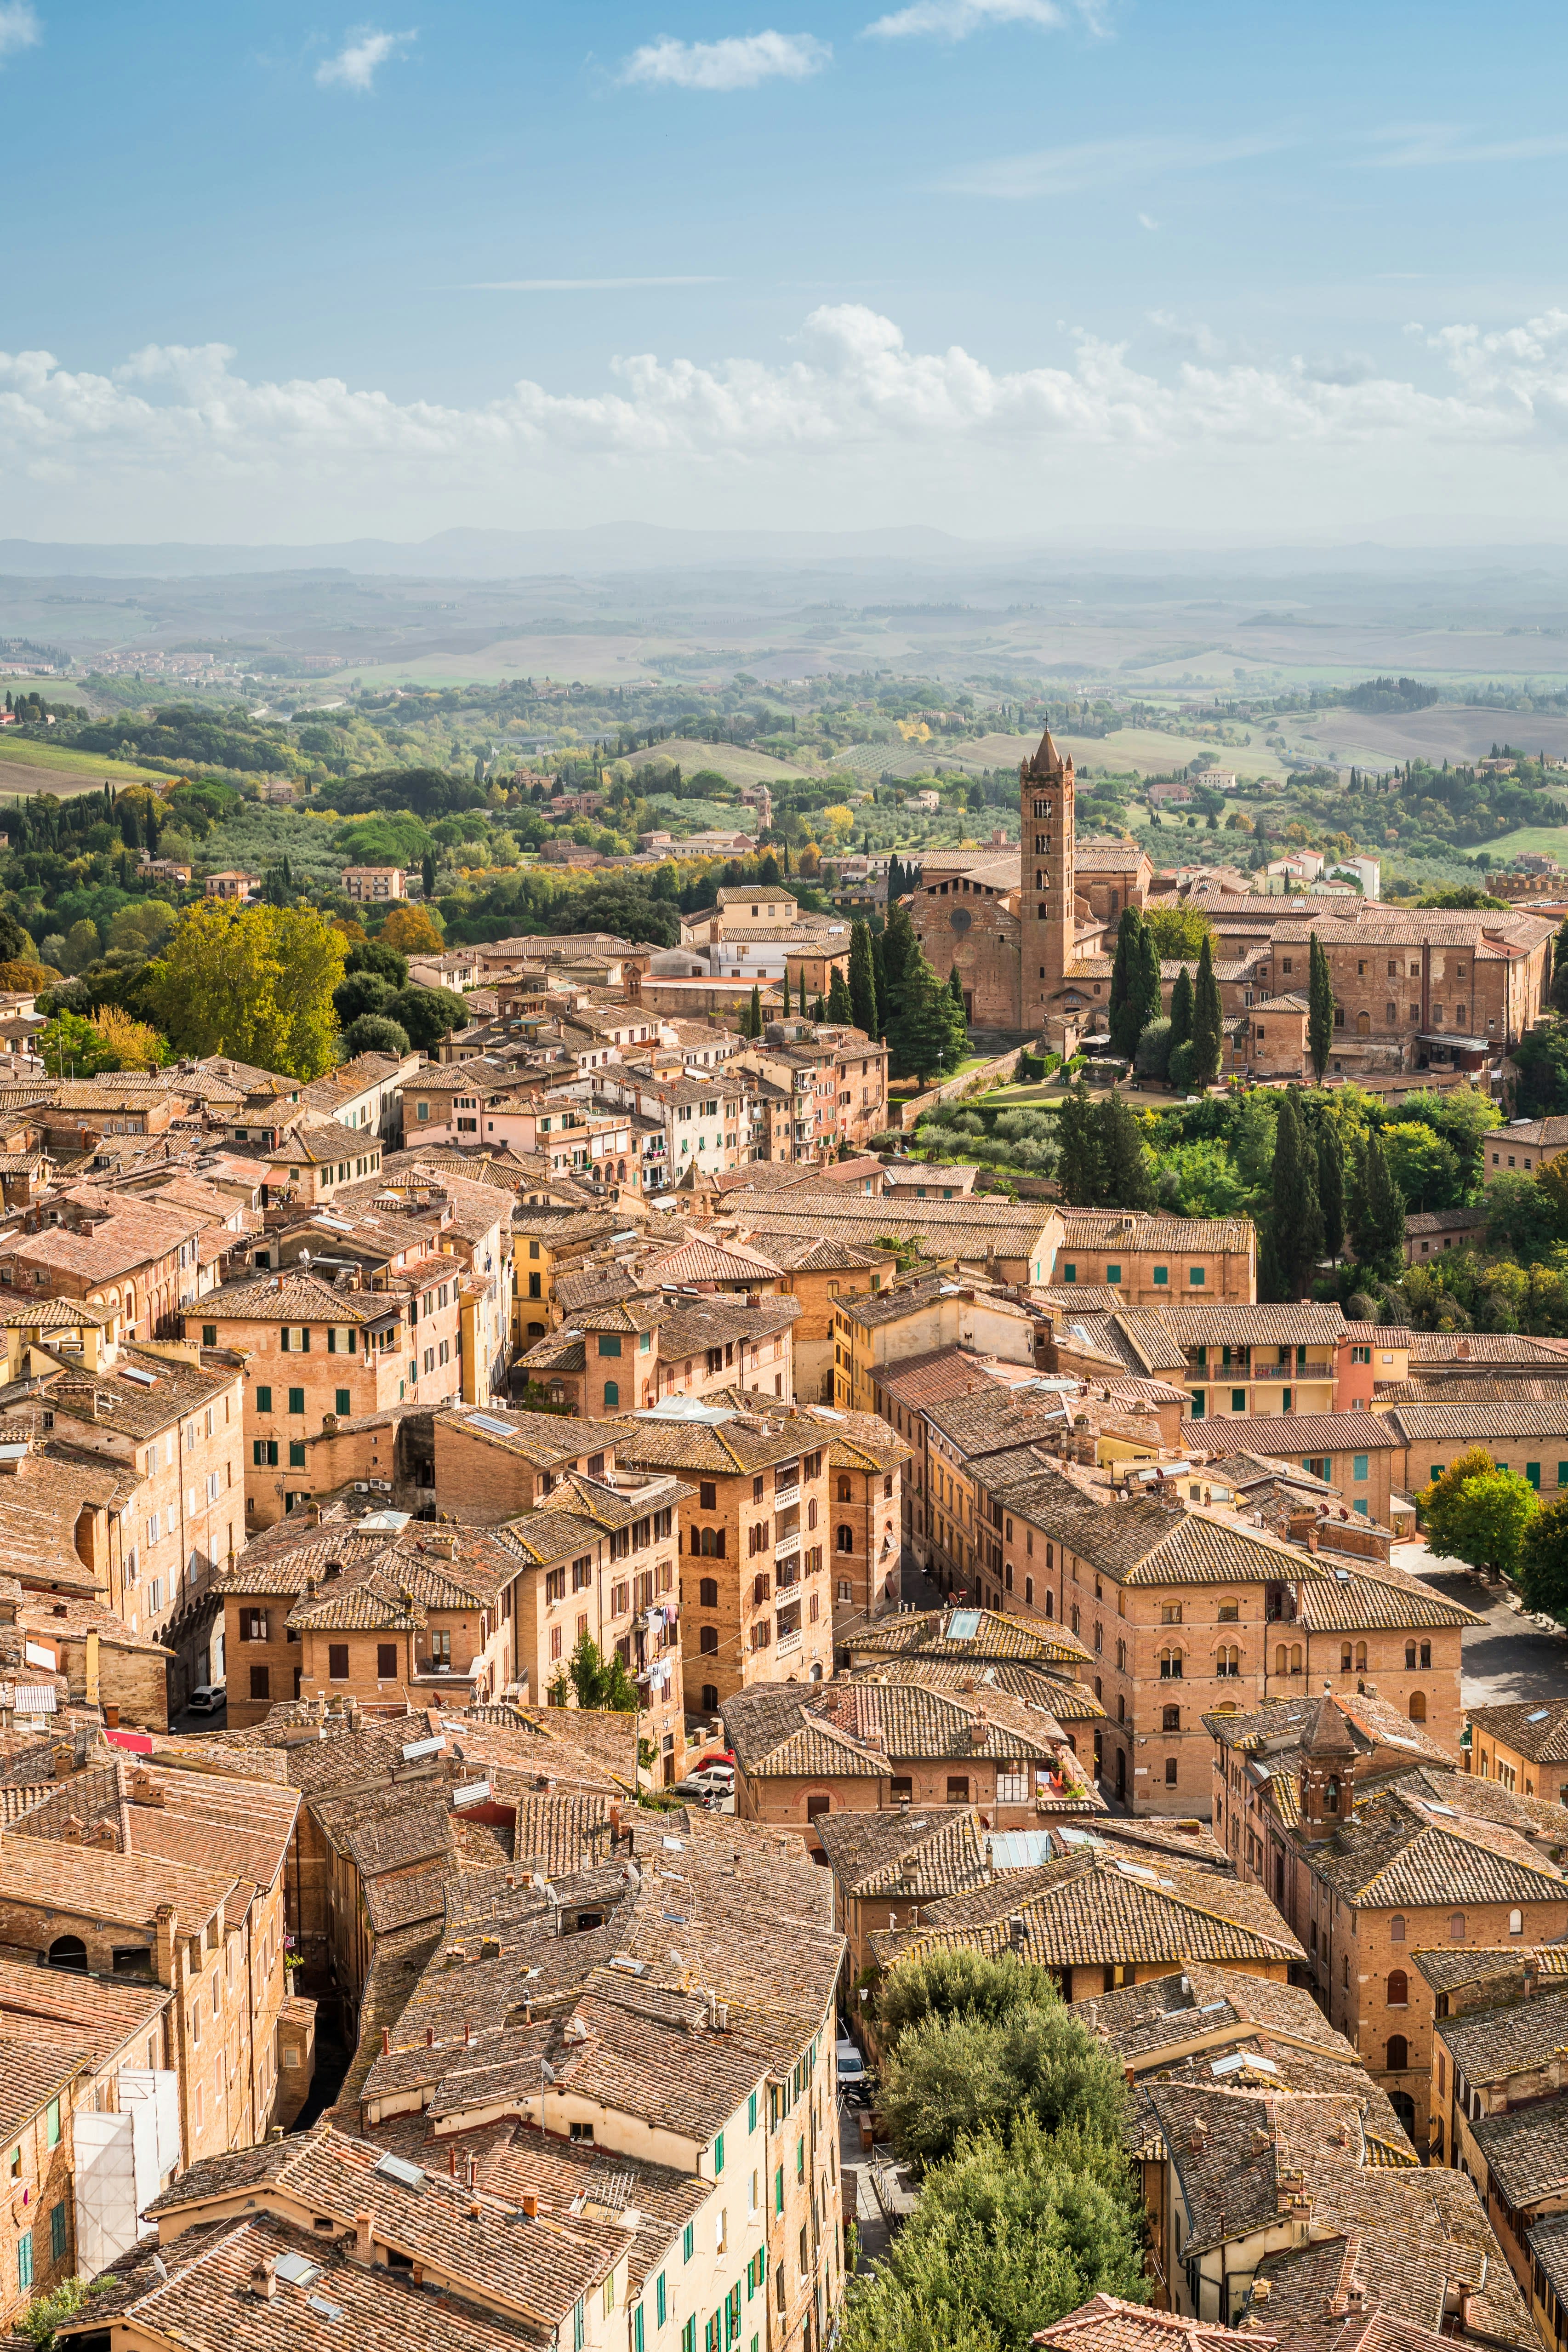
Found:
1396,1539 -> 1568,1710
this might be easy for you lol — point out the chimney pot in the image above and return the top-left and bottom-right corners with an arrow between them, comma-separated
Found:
354,2211 -> 373,2261
522,2192 -> 538,2219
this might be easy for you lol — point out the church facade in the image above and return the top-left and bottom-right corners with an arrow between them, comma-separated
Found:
907,727 -> 1555,1064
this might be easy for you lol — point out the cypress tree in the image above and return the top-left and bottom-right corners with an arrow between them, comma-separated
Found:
747,983 -> 762,1039
1055,1083 -> 1106,1207
1354,1130 -> 1406,1272
1097,1092 -> 1154,1210
870,928 -> 888,1034
422,849 -> 438,901
1192,933 -> 1223,1086
1168,965 -> 1194,1056
1307,931 -> 1334,1080
881,902 -> 919,999
888,956 -> 961,1082
1135,920 -> 1162,1038
781,968 -> 792,1017
1108,908 -> 1140,1057
827,967 -> 852,1024
1271,1093 -> 1324,1297
1317,1122 -> 1346,1261
812,994 -> 826,1022
947,967 -> 969,1053
849,920 -> 879,1035
1552,916 -> 1568,1014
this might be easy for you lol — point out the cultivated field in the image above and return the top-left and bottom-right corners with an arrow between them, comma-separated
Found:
0,736 -> 168,795
1293,703 -> 1568,769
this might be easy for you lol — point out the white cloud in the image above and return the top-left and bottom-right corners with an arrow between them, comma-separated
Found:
468,276 -> 725,291
0,3 -> 40,65
1137,211 -> 1159,230
864,0 -> 1067,40
940,128 -> 1291,198
1366,122 -> 1568,168
618,30 -> 828,90
316,25 -> 415,91
9,306 -> 1568,537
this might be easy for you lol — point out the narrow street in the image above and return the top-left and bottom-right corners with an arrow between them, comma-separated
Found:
1396,1538 -> 1568,1711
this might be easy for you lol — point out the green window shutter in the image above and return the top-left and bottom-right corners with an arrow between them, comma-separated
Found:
288,1442 -> 306,1469
714,2131 -> 724,2175
1153,1266 -> 1168,1284
336,1389 -> 351,1415
1528,1463 -> 1542,1489
288,1387 -> 304,1415
657,2277 -> 667,2328
1106,1264 -> 1121,1284
49,2203 -> 65,2263
1352,1456 -> 1368,1480
256,1385 -> 272,1413
18,2231 -> 31,2290
201,1325 -> 216,1348
599,1333 -> 622,1358
1062,1265 -> 1076,1283
1188,1267 -> 1204,1285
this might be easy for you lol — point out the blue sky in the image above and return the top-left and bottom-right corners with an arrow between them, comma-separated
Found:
6,0 -> 1568,542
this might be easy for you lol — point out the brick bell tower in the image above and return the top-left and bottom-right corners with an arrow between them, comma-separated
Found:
1020,726 -> 1076,1031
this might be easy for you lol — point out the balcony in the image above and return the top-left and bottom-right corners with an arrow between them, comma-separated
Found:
775,1527 -> 801,1562
775,1626 -> 802,1659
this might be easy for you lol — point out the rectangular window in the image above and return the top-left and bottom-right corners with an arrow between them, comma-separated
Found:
250,1665 -> 269,1701
635,2309 -> 645,2352
1105,1263 -> 1121,1284
775,2166 -> 784,2215
748,2090 -> 758,2132
683,2323 -> 697,2352
49,2202 -> 65,2264
288,1387 -> 304,1415
1153,1266 -> 1168,1285
1528,1463 -> 1542,1490
1061,1264 -> 1076,1283
1188,1266 -> 1205,1286
1231,1389 -> 1246,1413
45,2100 -> 59,2150
336,1389 -> 351,1415
714,2130 -> 725,2175
684,2224 -> 694,2264
575,2304 -> 586,2352
328,1643 -> 349,1680
251,1439 -> 279,1467
17,2232 -> 31,2292
599,1334 -> 622,1358
1352,1455 -> 1368,1481
288,1441 -> 305,1468
1189,1392 -> 1205,1421
255,1384 -> 273,1413
377,1643 -> 397,1678
657,2277 -> 667,2329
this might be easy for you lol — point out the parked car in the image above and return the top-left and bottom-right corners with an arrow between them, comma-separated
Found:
673,1764 -> 735,1803
693,1747 -> 736,1773
836,2037 -> 870,2104
186,1685 -> 226,1716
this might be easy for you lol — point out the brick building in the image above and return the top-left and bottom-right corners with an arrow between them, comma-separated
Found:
1465,1695 -> 1568,1800
724,1674 -> 1099,1854
608,1394 -> 838,1710
195,1263 -> 466,1529
1208,1692 -> 1568,2146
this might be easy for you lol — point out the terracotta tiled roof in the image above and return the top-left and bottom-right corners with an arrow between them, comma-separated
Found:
847,1604 -> 1091,1667
1386,1399 -> 1568,1443
1294,1561 -> 1482,1633
874,1847 -> 1304,1974
1035,2295 -> 1263,2352
1466,1696 -> 1568,1762
1058,1213 -> 1256,1256
1437,1981 -> 1568,2085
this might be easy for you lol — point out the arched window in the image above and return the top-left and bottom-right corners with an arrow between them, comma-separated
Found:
1356,1642 -> 1367,1671
1387,1970 -> 1408,2006
1005,1563 -> 1013,1591
1325,1775 -> 1340,1812
700,1683 -> 718,1713
805,1793 -> 830,1821
1341,1644 -> 1352,1673
1409,1692 -> 1427,1723
838,1478 -> 852,1503
699,1577 -> 719,1608
46,1935 -> 87,1973
1290,1644 -> 1302,1673
1449,1912 -> 1466,1941
1386,2033 -> 1408,2071
1389,1914 -> 1406,1942
1216,1645 -> 1240,1678
836,1525 -> 854,1553
1276,1645 -> 1287,1675
617,1159 -> 626,1182
1420,1642 -> 1431,1669
1405,1641 -> 1417,1669
1028,1578 -> 1037,1608
807,1499 -> 818,1531
698,1627 -> 719,1655
1041,1585 -> 1049,1615
1510,1908 -> 1524,1936
1158,1647 -> 1183,1679
603,1379 -> 620,1410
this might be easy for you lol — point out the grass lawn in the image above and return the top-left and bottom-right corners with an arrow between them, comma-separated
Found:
1478,821 -> 1568,864
0,736 -> 168,795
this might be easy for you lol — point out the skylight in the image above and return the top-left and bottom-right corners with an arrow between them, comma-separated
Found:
374,2152 -> 425,2190
946,1610 -> 981,1640
470,1413 -> 514,1437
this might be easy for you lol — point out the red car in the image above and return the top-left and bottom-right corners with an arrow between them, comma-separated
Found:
693,1748 -> 735,1774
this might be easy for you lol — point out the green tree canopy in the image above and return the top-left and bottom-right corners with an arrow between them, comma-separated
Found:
1380,1121 -> 1463,1213
1191,934 -> 1223,1087
1308,932 -> 1334,1082
1143,902 -> 1214,960
1521,1495 -> 1568,1625
876,1949 -> 1070,2048
1419,1446 -> 1538,1577
143,901 -> 347,1079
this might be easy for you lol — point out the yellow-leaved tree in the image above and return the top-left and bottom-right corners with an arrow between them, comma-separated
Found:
90,1005 -> 168,1071
143,902 -> 346,1080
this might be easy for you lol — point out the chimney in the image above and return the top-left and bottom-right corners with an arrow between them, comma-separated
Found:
521,2193 -> 538,2219
1008,1912 -> 1026,1953
252,2259 -> 278,2302
154,1903 -> 177,1987
465,2154 -> 478,2189
354,2212 -> 373,2262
